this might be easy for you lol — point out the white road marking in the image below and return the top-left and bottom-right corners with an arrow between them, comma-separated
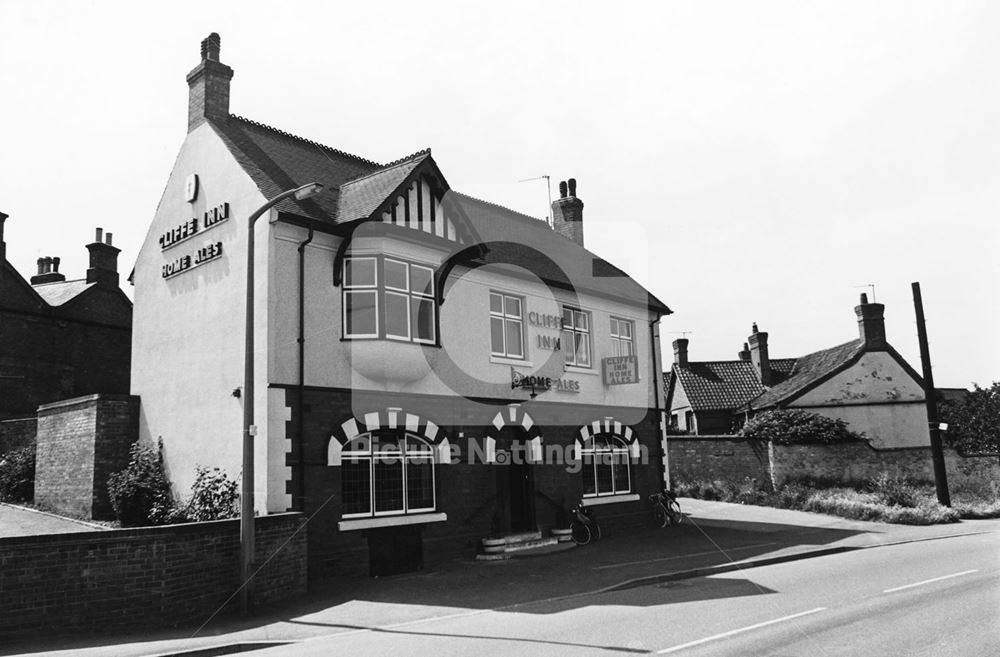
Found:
882,569 -> 978,594
656,607 -> 827,654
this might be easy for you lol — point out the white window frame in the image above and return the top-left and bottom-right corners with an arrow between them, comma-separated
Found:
610,317 -> 635,357
580,435 -> 632,498
562,305 -> 592,368
489,291 -> 525,359
342,257 -> 380,339
341,431 -> 437,519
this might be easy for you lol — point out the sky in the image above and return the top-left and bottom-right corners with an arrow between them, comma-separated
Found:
1,1 -> 997,388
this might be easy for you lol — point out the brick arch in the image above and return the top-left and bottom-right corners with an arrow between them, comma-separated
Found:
575,418 -> 640,459
327,409 -> 450,466
483,404 -> 542,463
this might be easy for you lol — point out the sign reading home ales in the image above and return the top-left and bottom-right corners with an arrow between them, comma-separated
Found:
603,355 -> 639,385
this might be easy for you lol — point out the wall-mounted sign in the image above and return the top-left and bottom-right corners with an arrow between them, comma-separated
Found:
603,355 -> 639,385
158,202 -> 230,251
528,311 -> 563,329
185,174 -> 199,203
511,368 -> 580,394
162,241 -> 223,279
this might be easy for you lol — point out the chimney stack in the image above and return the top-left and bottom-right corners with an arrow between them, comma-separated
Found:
0,211 -> 7,261
86,227 -> 121,288
855,293 -> 887,349
672,338 -> 689,367
187,32 -> 233,133
738,342 -> 751,361
551,177 -> 584,246
30,255 -> 66,285
748,323 -> 772,385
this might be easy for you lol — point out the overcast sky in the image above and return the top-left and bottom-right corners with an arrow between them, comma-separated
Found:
1,1 -> 997,388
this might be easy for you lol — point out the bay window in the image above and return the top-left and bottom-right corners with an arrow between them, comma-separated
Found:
343,256 -> 436,343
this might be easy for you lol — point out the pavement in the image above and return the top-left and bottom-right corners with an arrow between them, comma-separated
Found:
4,498 -> 998,657
0,503 -> 108,538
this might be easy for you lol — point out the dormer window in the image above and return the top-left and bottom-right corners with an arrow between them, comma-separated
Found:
343,256 -> 436,344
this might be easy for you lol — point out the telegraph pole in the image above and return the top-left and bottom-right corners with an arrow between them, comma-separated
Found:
911,282 -> 950,507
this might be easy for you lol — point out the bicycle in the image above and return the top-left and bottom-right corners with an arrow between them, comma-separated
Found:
569,503 -> 602,545
650,489 -> 684,527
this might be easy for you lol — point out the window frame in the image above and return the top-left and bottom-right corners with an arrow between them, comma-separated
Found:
562,305 -> 593,368
609,317 -> 635,357
489,291 -> 526,360
341,430 -> 437,519
580,434 -> 632,498
342,256 -> 438,345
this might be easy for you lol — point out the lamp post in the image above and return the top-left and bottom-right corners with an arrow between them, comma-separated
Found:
241,182 -> 323,615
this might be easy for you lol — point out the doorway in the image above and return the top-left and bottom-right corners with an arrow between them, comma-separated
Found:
494,426 -> 536,534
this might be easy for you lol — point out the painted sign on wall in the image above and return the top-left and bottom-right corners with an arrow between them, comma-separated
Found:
603,355 -> 639,385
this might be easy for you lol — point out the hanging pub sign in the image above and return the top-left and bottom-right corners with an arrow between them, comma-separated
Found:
511,368 -> 580,397
603,355 -> 639,385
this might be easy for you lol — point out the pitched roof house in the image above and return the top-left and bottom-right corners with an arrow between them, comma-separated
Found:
0,217 -> 131,421
666,294 -> 929,448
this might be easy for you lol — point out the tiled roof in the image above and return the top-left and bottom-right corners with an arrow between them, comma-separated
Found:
672,360 -> 767,411
210,115 -> 382,222
335,151 -> 431,223
32,279 -> 95,306
453,193 -> 671,314
747,340 -> 864,409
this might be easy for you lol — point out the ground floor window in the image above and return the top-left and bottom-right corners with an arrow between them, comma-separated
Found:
342,430 -> 435,517
580,435 -> 631,497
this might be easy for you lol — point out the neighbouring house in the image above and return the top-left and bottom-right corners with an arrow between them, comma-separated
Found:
0,215 -> 132,425
130,34 -> 673,577
666,294 -> 930,448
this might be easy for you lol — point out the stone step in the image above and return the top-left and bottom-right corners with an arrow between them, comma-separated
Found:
504,536 -> 559,552
502,531 -> 542,545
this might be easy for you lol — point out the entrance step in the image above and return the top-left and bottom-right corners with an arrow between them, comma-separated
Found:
476,532 -> 576,561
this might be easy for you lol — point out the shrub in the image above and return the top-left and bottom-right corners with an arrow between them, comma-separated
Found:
739,409 -> 866,445
183,466 -> 239,521
0,446 -> 36,503
107,439 -> 174,527
869,473 -> 921,508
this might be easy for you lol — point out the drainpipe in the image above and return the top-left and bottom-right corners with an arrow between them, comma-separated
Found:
295,222 -> 315,511
649,315 -> 669,490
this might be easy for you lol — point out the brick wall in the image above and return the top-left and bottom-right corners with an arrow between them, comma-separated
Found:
667,436 -> 771,486
34,394 -> 138,519
0,513 -> 306,638
0,417 -> 36,455
667,435 -> 999,491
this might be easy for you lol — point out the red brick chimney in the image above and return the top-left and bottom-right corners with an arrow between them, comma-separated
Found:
0,211 -> 7,261
86,227 -> 120,288
855,293 -> 887,349
551,178 -> 584,246
30,256 -> 66,285
673,338 -> 689,367
748,323 -> 772,385
187,32 -> 233,133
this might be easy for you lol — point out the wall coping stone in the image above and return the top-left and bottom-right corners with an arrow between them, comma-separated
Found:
37,393 -> 138,414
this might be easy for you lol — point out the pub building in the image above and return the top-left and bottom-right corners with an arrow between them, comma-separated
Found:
131,34 -> 673,576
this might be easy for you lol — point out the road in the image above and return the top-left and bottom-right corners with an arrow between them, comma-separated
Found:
258,531 -> 999,656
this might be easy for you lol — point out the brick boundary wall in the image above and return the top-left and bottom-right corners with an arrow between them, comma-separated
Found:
0,418 -> 36,456
0,512 -> 307,639
34,394 -> 138,519
668,436 -> 1000,491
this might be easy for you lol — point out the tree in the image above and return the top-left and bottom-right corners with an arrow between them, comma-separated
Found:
939,382 -> 1000,454
739,409 -> 866,445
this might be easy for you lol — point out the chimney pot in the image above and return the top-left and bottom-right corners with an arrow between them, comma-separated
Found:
105,232 -> 113,246
0,211 -> 7,261
855,297 -> 887,349
52,257 -> 60,273
37,257 -> 45,275
188,33 -> 234,132
738,342 -> 751,361
559,180 -> 567,198
672,338 -> 689,368
568,178 -> 577,197
95,227 -> 103,243
860,293 -> 868,304
551,177 -> 585,246
748,325 -> 772,386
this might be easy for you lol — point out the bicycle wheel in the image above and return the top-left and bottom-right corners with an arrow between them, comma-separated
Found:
667,499 -> 683,524
654,505 -> 669,528
570,519 -> 591,545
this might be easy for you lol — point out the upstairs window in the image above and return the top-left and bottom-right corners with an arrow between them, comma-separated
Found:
343,257 -> 436,344
562,306 -> 592,367
610,317 -> 635,357
490,292 -> 524,359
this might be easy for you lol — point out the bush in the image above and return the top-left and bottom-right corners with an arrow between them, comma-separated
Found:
739,409 -> 866,445
183,466 -> 239,521
0,446 -> 36,503
869,473 -> 921,508
938,382 -> 1000,454
107,439 -> 174,527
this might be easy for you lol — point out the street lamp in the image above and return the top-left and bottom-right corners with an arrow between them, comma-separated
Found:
241,182 -> 323,614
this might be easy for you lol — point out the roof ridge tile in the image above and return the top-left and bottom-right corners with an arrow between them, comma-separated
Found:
228,115 -> 383,168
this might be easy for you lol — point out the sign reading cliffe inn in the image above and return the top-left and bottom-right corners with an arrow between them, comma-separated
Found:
603,355 -> 640,385
160,194 -> 230,279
